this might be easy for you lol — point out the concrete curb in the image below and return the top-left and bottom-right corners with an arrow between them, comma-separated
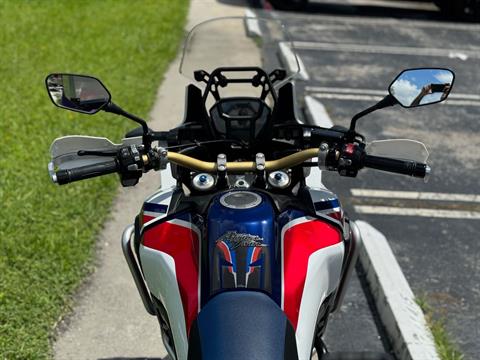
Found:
279,41 -> 310,80
245,8 -> 310,81
245,9 -> 262,37
304,95 -> 334,128
356,221 -> 439,360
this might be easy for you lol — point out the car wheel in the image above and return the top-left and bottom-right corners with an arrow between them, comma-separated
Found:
268,0 -> 308,11
435,0 -> 480,21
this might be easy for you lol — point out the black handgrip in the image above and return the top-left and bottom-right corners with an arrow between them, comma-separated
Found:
311,128 -> 345,143
151,131 -> 169,141
55,160 -> 119,185
364,155 -> 429,178
125,126 -> 152,138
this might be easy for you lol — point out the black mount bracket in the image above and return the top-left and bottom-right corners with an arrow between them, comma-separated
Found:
347,95 -> 397,142
104,102 -> 152,150
196,67 -> 279,104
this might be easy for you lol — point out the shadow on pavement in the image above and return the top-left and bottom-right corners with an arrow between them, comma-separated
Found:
217,0 -> 262,8
98,357 -> 170,360
217,0 -> 253,6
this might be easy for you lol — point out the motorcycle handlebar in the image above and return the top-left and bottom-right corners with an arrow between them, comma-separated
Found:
167,148 -> 320,173
51,146 -> 430,185
363,155 -> 430,178
53,160 -> 119,185
168,150 -> 431,179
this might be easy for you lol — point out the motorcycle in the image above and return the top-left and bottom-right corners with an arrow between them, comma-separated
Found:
45,17 -> 454,360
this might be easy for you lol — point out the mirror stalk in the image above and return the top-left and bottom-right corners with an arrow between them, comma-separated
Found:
104,102 -> 151,150
347,95 -> 397,141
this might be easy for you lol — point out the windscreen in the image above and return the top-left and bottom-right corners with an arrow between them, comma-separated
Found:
179,17 -> 300,83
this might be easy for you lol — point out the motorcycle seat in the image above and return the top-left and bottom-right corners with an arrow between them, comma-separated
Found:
188,291 -> 298,360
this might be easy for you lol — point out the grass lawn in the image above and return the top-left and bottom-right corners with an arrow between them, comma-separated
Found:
0,1 -> 188,358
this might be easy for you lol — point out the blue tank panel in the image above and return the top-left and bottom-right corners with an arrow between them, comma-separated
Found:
206,191 -> 276,300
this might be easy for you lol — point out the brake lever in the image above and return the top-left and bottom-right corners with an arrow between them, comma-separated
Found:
77,150 -> 118,157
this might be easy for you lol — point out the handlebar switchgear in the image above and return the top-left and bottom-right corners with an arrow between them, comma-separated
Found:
338,143 -> 366,177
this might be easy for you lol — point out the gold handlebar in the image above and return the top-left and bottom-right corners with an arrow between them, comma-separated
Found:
166,148 -> 320,173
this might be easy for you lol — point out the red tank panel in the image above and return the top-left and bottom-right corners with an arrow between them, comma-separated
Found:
142,220 -> 200,336
282,219 -> 342,329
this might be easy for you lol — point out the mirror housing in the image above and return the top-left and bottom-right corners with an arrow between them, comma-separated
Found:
389,68 -> 454,108
348,67 -> 455,140
45,73 -> 152,149
45,74 -> 111,114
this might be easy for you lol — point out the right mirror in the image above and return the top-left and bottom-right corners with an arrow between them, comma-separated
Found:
46,74 -> 111,114
389,68 -> 454,108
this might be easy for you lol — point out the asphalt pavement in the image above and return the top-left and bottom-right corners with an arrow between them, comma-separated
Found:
257,1 -> 479,358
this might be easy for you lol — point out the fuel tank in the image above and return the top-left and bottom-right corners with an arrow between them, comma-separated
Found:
137,188 -> 346,360
207,191 -> 275,296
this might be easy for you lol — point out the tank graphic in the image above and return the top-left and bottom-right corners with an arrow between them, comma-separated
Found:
213,230 -> 269,289
139,212 -> 201,360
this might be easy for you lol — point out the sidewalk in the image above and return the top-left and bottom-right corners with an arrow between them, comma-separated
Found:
53,1 -> 255,359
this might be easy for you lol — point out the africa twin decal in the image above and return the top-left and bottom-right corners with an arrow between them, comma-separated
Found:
217,231 -> 267,250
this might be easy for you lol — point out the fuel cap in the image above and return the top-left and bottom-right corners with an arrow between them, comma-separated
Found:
220,191 -> 262,209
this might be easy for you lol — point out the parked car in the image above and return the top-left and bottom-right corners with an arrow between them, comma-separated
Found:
434,0 -> 480,20
267,0 -> 307,10
268,0 -> 480,21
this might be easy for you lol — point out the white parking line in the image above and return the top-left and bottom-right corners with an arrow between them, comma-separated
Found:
355,206 -> 480,219
356,221 -> 440,360
311,93 -> 480,107
346,0 -> 437,10
313,93 -> 383,102
351,189 -> 480,203
275,12 -> 480,31
293,41 -> 479,60
306,86 -> 480,101
307,86 -> 387,96
443,100 -> 480,107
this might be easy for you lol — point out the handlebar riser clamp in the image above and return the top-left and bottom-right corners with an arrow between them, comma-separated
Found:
217,154 -> 227,172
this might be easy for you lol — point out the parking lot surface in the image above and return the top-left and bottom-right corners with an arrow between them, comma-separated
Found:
258,1 -> 480,358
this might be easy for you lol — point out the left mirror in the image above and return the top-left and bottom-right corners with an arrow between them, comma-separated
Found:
389,68 -> 454,108
46,74 -> 111,114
